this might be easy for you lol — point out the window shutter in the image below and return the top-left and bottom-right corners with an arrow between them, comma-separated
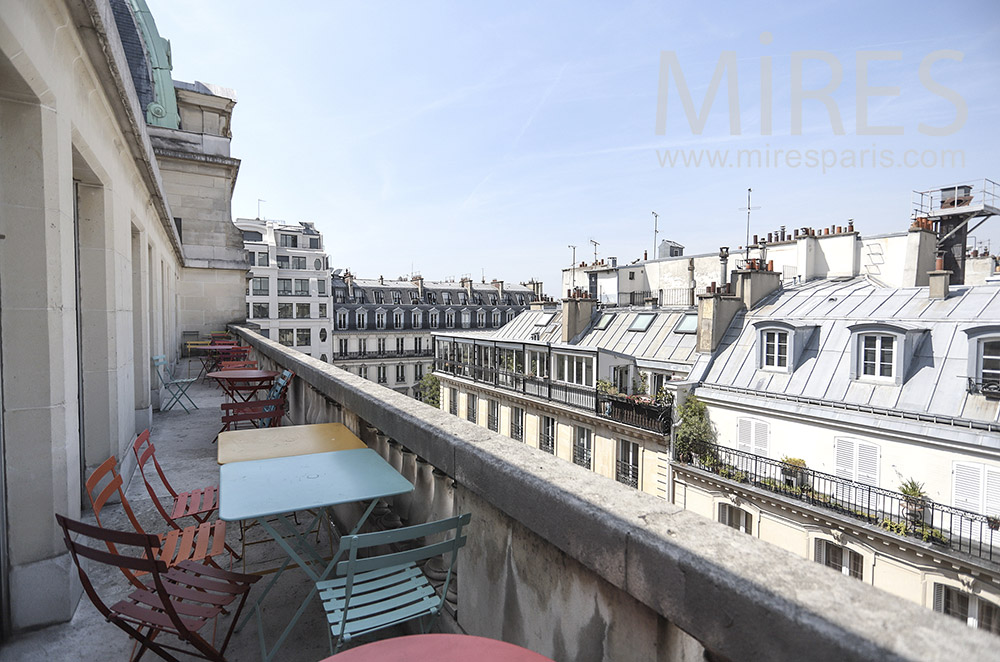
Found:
814,539 -> 826,565
834,438 -> 855,480
856,443 -> 879,487
985,467 -> 1000,517
753,421 -> 769,457
742,512 -> 752,536
718,503 -> 729,526
933,583 -> 945,613
737,419 -> 752,453
953,463 -> 983,512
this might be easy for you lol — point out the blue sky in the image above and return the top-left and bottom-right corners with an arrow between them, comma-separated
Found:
149,0 -> 1000,293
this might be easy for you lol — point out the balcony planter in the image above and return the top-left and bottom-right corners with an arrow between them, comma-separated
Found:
988,516 -> 1000,531
780,456 -> 808,489
899,478 -> 928,522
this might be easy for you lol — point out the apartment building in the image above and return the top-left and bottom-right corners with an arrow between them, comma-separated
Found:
439,184 -> 1000,631
238,219 -> 333,359
0,0 -> 246,632
333,274 -> 542,397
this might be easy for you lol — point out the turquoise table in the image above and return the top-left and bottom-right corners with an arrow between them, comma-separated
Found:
220,448 -> 413,661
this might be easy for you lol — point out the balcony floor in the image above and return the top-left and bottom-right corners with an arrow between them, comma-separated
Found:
0,362 -> 412,661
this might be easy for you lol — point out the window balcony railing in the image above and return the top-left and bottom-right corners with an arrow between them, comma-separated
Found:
616,460 -> 639,488
967,377 -> 1000,399
224,324 -> 989,660
433,358 -> 672,435
333,349 -> 435,361
676,441 -> 1000,564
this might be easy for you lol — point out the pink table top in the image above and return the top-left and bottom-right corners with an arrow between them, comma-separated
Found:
324,634 -> 554,662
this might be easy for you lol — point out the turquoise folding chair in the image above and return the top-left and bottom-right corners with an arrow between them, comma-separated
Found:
260,369 -> 294,426
153,355 -> 198,413
316,513 -> 471,653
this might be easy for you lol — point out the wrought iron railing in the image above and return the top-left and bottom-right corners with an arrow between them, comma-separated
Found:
616,460 -> 639,488
967,377 -> 1000,399
597,394 -> 672,435
676,442 -> 1000,564
539,432 -> 555,454
332,349 -> 435,361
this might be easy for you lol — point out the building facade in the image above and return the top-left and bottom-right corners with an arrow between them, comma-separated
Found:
237,219 -> 332,360
0,0 -> 245,634
333,275 -> 541,397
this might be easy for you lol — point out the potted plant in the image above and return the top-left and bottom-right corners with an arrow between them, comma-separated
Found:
899,478 -> 928,522
988,516 -> 1000,532
780,456 -> 808,489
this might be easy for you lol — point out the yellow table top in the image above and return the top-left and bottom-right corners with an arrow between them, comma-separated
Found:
217,422 -> 366,464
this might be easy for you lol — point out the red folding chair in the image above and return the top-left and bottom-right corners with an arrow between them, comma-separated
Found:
56,513 -> 258,662
132,430 -> 220,528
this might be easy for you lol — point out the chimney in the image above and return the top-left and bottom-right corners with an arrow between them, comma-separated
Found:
732,264 -> 782,309
688,258 -> 696,306
411,274 -> 424,298
719,246 -> 729,293
929,254 -> 952,299
492,279 -> 504,299
345,271 -> 355,298
609,257 -> 617,268
378,275 -> 384,285
696,291 -> 744,353
460,276 -> 473,297
643,250 -> 648,261
562,297 -> 596,343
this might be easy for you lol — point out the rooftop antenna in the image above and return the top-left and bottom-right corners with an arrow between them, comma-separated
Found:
257,199 -> 266,220
568,245 -> 577,293
590,239 -> 600,264
739,188 -> 760,260
482,267 -> 486,283
652,211 -> 659,258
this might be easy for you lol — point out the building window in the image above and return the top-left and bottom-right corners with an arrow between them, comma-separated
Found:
554,354 -> 594,387
280,234 -> 297,248
319,328 -> 327,342
276,255 -> 290,270
247,250 -> 255,266
277,278 -> 292,296
487,400 -> 499,432
934,584 -> 1000,634
395,337 -> 405,354
461,310 -> 471,328
443,292 -> 452,304
373,290 -> 385,304
492,311 -> 500,327
415,363 -> 424,380
414,336 -> 423,353
317,279 -> 326,295
320,353 -> 328,362
376,312 -> 386,329
628,271 -> 636,280
259,328 -> 269,339
762,330 -> 788,369
617,439 -> 639,488
467,394 -> 477,423
391,290 -> 402,304
506,311 -> 514,323
314,258 -> 322,270
297,329 -> 311,346
377,365 -> 387,384
337,312 -> 348,329
448,387 -> 458,415
539,416 -> 555,454
737,418 -> 769,457
594,313 -> 615,331
430,312 -> 439,329
458,292 -> 467,305
309,237 -> 320,249
334,288 -> 346,303
291,256 -> 306,270
251,303 -> 269,319
833,438 -> 880,505
242,230 -> 263,242
377,338 -> 386,355
952,462 -> 1000,541
814,540 -> 863,580
318,303 -> 327,318
257,252 -> 268,267
510,406 -> 524,441
393,311 -> 403,329
573,426 -> 592,469
296,303 -> 310,318
278,303 -> 293,319
718,503 -> 752,535
413,311 -> 422,329
358,338 -> 367,355
628,313 -> 656,332
252,277 -> 269,296
489,293 -> 498,305
396,364 -> 406,383
278,329 -> 294,346
359,364 -> 368,380
860,334 -> 894,378
356,312 -> 367,329
445,311 -> 455,328
979,339 -> 1000,390
295,279 -> 310,296
338,338 -> 348,356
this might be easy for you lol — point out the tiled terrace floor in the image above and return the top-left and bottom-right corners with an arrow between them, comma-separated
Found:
0,363 -> 411,661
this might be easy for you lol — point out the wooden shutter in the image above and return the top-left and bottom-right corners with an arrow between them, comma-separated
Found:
814,538 -> 826,565
737,419 -> 752,453
834,438 -> 855,503
753,421 -> 769,457
933,583 -> 945,613
986,467 -> 1000,517
856,443 -> 879,487
953,462 -> 983,512
718,503 -> 730,527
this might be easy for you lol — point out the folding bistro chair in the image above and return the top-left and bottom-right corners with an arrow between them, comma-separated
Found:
219,360 -> 258,370
56,513 -> 258,662
132,430 -> 222,528
220,398 -> 285,432
86,456 -> 233,590
153,355 -> 198,413
316,513 -> 471,654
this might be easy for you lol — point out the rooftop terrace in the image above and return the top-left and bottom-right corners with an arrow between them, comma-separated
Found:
1,331 -> 997,661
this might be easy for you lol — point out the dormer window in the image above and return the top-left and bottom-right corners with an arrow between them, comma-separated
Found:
847,322 -> 926,386
753,320 -> 818,373
762,330 -> 788,369
962,325 -> 1000,397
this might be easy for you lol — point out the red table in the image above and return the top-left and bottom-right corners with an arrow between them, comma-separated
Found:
323,634 -> 555,662
207,369 -> 278,403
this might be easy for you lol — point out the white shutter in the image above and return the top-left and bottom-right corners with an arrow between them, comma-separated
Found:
953,463 -> 983,512
737,419 -> 752,453
753,421 -> 769,457
718,503 -> 730,527
985,467 -> 1000,518
856,443 -> 879,487
834,438 -> 855,504
814,538 -> 826,565
933,584 -> 945,613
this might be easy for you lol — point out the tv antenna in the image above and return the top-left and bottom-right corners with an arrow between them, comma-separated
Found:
738,188 -> 761,259
652,211 -> 659,258
568,245 -> 577,292
257,199 -> 266,219
590,239 -> 599,264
